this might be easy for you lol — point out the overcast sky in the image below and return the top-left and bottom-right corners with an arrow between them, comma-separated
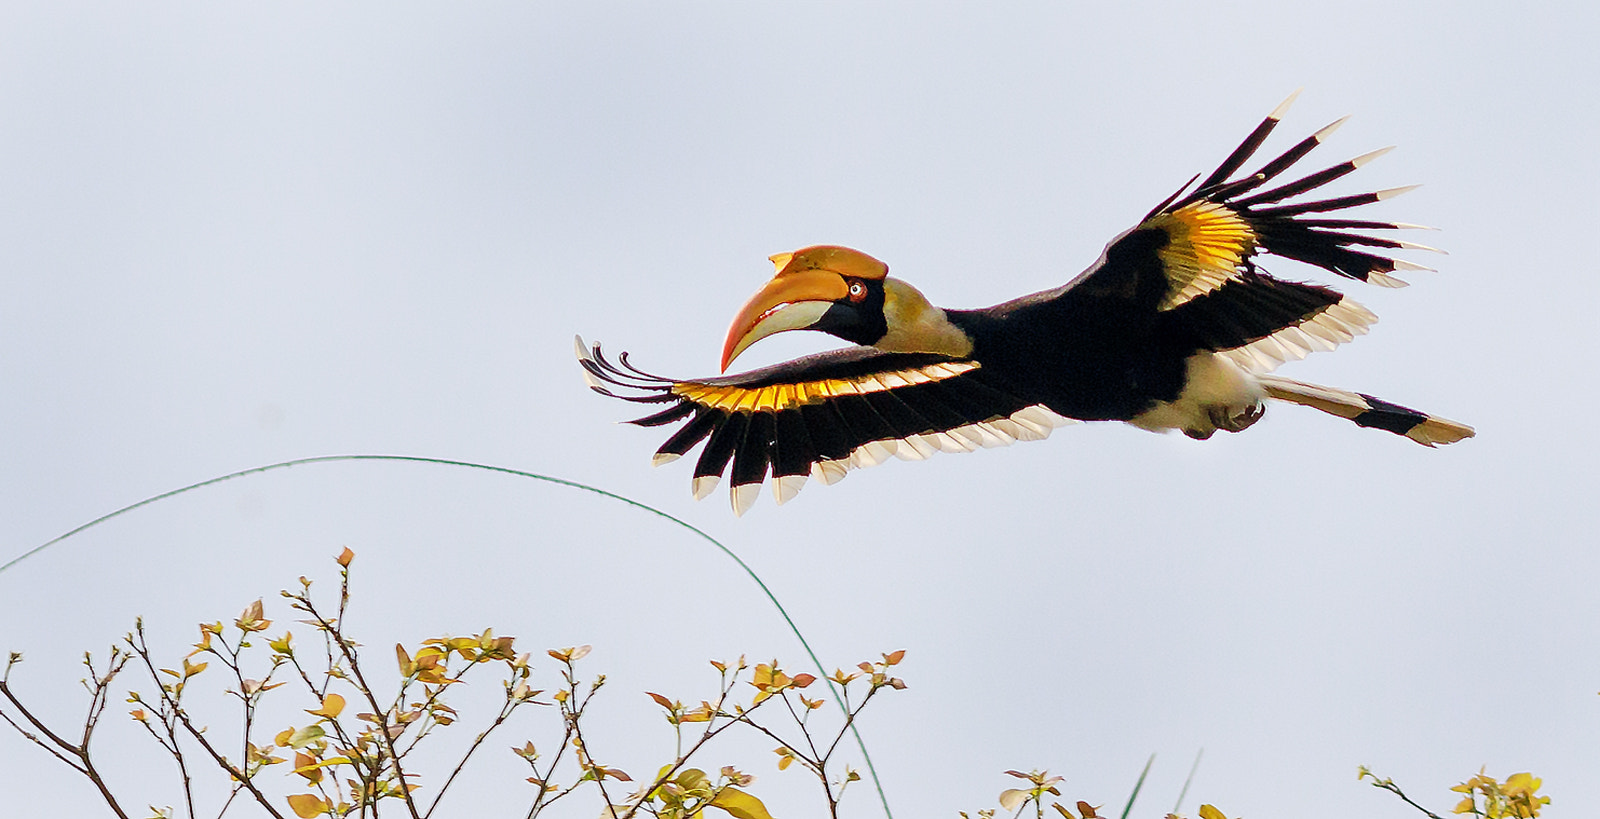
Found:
3,3 -> 1597,818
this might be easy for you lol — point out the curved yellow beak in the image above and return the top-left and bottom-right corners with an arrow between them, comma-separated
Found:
718,246 -> 890,372
719,268 -> 847,372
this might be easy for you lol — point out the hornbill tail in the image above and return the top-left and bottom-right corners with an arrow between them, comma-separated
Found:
1259,375 -> 1475,446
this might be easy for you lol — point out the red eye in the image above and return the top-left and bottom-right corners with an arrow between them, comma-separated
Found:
847,280 -> 867,303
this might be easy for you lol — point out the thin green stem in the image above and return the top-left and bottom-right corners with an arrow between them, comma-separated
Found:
1173,748 -> 1203,815
1120,753 -> 1155,819
2,454 -> 893,819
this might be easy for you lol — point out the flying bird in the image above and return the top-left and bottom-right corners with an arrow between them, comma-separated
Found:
577,94 -> 1473,515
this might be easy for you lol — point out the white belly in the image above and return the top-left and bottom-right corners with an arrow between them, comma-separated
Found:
1127,353 -> 1265,439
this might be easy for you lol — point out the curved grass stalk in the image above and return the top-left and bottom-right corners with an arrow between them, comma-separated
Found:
0,454 -> 894,819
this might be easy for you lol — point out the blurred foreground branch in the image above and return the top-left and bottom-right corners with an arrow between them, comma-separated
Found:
0,550 -> 906,819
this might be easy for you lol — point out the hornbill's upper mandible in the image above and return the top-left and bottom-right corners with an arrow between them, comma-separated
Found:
577,93 -> 1474,515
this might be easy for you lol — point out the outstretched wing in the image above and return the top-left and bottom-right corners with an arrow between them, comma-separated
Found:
1064,92 -> 1441,372
575,338 -> 1074,515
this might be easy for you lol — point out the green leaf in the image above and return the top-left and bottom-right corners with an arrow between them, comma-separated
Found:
283,725 -> 326,749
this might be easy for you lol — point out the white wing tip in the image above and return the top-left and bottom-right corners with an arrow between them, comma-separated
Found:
1350,145 -> 1394,167
1376,184 -> 1421,201
730,483 -> 760,516
812,460 -> 850,485
1313,115 -> 1351,141
651,452 -> 681,467
1406,418 -> 1477,446
575,335 -> 604,389
1271,88 -> 1303,120
773,474 -> 807,505
691,475 -> 720,501
1392,239 -> 1446,254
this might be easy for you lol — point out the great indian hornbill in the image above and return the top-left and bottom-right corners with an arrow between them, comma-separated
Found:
577,94 -> 1474,515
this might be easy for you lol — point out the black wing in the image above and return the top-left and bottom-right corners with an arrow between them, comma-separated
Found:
1062,92 -> 1441,372
575,339 -> 1075,514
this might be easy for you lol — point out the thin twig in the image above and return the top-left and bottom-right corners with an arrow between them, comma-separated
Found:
1371,779 -> 1449,819
299,570 -> 423,818
129,625 -> 289,819
564,675 -> 618,813
0,681 -> 89,771
620,680 -> 775,819
424,691 -> 527,818
336,627 -> 422,819
522,717 -> 576,819
0,658 -> 134,819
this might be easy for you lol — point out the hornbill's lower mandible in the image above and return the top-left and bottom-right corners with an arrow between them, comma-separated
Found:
577,93 -> 1474,515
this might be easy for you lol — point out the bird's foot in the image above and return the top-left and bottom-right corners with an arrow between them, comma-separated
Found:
1211,402 -> 1265,434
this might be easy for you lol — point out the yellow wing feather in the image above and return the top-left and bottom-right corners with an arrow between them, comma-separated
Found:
670,360 -> 980,413
1149,201 -> 1257,310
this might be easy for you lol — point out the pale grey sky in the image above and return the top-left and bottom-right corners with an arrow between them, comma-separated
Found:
3,3 -> 1597,818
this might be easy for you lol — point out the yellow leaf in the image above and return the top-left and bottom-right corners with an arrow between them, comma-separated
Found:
999,789 -> 1029,812
396,644 -> 414,676
307,693 -> 345,719
486,636 -> 517,658
335,547 -> 355,567
1198,805 -> 1228,819
710,786 -> 776,819
292,752 -> 322,783
236,599 -> 272,632
752,664 -> 775,687
675,768 -> 709,790
283,725 -> 326,749
883,649 -> 906,665
286,793 -> 328,818
1504,772 -> 1540,793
